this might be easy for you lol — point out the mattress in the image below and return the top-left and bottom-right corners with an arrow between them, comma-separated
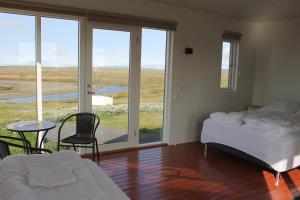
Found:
83,159 -> 129,200
0,152 -> 129,200
201,119 -> 300,172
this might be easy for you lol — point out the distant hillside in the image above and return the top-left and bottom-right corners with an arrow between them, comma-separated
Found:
222,69 -> 229,74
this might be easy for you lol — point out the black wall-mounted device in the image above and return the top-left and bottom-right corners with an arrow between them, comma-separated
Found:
185,48 -> 193,54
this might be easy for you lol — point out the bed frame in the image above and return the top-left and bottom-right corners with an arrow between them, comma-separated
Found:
204,142 -> 281,185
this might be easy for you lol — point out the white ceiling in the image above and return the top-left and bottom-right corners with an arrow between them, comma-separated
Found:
147,0 -> 300,22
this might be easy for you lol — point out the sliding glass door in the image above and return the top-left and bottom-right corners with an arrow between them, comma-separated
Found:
86,23 -> 139,151
86,23 -> 169,151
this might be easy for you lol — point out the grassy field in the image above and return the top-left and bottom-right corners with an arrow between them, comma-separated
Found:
0,66 -> 165,153
220,73 -> 229,88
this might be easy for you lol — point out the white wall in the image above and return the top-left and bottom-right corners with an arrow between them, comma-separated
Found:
21,0 -> 257,144
252,19 -> 300,106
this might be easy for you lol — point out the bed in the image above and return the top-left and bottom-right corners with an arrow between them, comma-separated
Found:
201,102 -> 300,185
0,151 -> 129,200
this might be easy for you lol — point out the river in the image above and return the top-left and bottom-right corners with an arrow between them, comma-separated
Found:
0,85 -> 127,103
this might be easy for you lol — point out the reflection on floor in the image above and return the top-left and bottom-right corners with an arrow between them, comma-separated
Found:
104,129 -> 162,144
94,142 -> 300,200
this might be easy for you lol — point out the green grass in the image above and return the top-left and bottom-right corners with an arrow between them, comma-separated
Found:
0,67 -> 165,154
220,73 -> 229,88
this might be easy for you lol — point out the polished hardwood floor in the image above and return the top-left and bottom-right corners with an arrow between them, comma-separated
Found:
95,142 -> 300,200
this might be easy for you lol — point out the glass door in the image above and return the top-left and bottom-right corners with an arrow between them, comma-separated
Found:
86,22 -> 140,151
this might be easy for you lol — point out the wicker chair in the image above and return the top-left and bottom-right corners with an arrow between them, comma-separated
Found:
57,112 -> 100,161
0,135 -> 52,159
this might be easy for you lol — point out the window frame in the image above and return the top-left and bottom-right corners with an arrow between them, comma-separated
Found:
220,39 -> 239,92
0,7 -> 175,150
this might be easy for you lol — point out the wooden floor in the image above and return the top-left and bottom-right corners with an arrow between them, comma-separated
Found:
95,142 -> 300,200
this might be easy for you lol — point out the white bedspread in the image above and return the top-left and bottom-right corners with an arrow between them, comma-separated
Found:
0,151 -> 129,200
209,110 -> 300,136
201,119 -> 300,172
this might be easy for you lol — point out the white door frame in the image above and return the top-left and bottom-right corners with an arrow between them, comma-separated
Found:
85,21 -> 141,151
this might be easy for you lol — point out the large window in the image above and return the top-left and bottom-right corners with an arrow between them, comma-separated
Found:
0,11 -> 80,152
41,17 -> 79,150
0,7 -> 174,153
220,40 -> 239,91
0,12 -> 36,153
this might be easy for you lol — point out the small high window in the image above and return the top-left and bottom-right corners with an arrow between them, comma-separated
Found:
220,31 -> 241,91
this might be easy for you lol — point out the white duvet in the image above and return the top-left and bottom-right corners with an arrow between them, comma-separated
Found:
202,102 -> 300,172
0,151 -> 111,200
210,110 -> 300,136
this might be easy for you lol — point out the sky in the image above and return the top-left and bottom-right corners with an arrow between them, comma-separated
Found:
222,41 -> 230,70
0,12 -> 167,69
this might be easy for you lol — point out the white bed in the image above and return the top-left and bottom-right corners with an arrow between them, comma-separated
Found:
0,151 -> 129,200
201,119 -> 300,172
201,102 -> 300,185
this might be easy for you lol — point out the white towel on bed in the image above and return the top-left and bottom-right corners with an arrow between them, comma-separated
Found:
28,165 -> 76,187
25,151 -> 78,188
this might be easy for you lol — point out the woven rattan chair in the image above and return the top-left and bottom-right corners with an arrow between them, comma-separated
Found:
0,135 -> 52,159
57,112 -> 100,161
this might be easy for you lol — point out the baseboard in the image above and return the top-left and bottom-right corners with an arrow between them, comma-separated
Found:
81,143 -> 168,158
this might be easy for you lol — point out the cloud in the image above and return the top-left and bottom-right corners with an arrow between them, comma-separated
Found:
93,47 -> 129,67
0,20 -> 27,32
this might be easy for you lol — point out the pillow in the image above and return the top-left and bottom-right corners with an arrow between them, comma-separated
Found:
257,102 -> 300,113
295,110 -> 300,115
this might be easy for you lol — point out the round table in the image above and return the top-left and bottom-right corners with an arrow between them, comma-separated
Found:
7,121 -> 56,150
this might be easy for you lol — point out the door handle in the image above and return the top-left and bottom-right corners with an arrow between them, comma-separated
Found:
87,91 -> 95,95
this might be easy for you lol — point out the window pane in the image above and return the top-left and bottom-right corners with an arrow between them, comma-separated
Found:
92,29 -> 130,145
41,17 -> 79,150
140,28 -> 166,144
0,12 -> 36,153
220,41 -> 231,88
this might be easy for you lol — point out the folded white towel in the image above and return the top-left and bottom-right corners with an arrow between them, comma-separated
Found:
28,165 -> 76,187
22,151 -> 82,188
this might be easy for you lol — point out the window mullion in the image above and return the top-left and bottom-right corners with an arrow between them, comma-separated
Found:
35,16 -> 43,121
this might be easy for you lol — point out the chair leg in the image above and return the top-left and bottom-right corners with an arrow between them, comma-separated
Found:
92,141 -> 95,161
275,171 -> 280,186
73,144 -> 76,151
95,139 -> 100,162
204,144 -> 208,159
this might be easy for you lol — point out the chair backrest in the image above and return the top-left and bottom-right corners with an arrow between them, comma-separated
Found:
58,112 -> 99,138
0,140 -> 10,159
75,113 -> 98,138
0,135 -> 52,158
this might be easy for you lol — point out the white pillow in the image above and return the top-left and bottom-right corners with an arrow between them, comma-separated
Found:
257,102 -> 300,113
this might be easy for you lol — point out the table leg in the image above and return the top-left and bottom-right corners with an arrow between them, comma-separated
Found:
18,132 -> 29,154
35,131 -> 40,149
39,130 -> 49,149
